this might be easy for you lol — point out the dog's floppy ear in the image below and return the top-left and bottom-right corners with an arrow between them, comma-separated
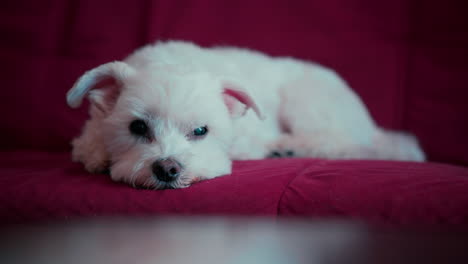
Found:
222,82 -> 265,120
67,61 -> 135,115
67,61 -> 134,174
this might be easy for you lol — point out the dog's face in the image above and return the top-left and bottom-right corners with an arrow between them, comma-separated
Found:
104,69 -> 235,189
67,62 -> 262,189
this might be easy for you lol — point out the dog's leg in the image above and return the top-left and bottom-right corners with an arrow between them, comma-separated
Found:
267,133 -> 359,159
266,63 -> 425,161
266,65 -> 374,159
266,64 -> 425,161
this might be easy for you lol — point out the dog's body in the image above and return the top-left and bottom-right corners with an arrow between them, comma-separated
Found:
67,41 -> 425,189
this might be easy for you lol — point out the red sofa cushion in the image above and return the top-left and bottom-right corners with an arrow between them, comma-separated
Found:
1,151 -> 467,228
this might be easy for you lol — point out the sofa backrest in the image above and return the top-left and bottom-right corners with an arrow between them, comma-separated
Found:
1,0 -> 467,165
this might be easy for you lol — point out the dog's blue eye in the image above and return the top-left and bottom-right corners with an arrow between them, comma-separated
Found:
193,126 -> 208,136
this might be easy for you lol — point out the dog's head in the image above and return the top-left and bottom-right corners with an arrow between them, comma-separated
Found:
67,61 -> 263,189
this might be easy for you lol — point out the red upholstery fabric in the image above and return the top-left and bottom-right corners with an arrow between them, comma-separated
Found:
0,0 -> 467,227
1,151 -> 468,227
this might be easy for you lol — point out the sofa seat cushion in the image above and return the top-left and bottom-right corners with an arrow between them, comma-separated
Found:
1,151 -> 467,228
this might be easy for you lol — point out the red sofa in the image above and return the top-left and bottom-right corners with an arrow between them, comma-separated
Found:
1,0 -> 468,228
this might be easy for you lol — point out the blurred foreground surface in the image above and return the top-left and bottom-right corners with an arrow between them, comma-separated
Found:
1,217 -> 467,264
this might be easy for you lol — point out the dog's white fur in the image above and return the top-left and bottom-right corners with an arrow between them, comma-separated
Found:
67,41 -> 425,189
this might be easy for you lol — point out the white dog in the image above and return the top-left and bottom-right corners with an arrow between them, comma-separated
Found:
67,41 -> 425,189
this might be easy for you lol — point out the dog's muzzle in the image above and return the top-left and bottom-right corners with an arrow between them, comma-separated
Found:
151,158 -> 182,183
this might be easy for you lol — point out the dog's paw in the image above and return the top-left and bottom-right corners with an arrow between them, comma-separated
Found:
266,135 -> 308,159
267,150 -> 295,158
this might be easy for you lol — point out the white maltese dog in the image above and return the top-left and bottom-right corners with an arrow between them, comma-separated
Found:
67,41 -> 425,189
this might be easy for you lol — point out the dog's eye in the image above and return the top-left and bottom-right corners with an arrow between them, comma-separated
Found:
129,119 -> 148,136
193,126 -> 208,137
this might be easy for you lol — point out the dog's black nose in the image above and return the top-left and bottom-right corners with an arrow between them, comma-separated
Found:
152,158 -> 182,182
